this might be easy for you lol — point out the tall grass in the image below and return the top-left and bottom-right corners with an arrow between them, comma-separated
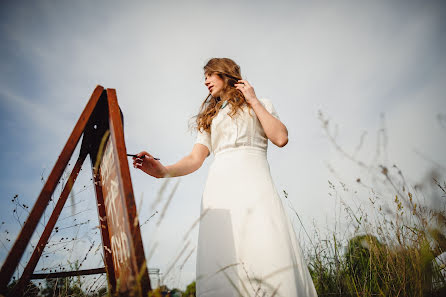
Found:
306,179 -> 446,296
305,112 -> 446,297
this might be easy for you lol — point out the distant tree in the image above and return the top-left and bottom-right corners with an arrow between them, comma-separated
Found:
183,281 -> 196,297
345,234 -> 386,294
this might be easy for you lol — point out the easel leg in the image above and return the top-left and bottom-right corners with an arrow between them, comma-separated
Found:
92,166 -> 117,292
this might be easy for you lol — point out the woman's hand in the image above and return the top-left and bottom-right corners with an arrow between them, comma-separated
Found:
133,151 -> 168,178
234,79 -> 260,106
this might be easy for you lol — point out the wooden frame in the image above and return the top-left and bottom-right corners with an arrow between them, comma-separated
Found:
0,86 -> 151,296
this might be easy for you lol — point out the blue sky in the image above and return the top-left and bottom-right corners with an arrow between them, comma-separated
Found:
0,0 -> 445,290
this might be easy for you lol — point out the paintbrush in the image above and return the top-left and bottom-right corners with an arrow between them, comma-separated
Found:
127,154 -> 160,160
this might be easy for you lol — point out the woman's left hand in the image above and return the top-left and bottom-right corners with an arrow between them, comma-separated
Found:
234,80 -> 260,106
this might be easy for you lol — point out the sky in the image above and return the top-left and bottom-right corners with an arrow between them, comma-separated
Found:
0,0 -> 445,291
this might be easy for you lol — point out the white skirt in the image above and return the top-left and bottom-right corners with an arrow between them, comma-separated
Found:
196,146 -> 318,297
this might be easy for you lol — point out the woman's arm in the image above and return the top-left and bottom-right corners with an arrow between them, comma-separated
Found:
234,79 -> 288,147
250,100 -> 288,147
164,144 -> 209,177
134,143 -> 209,178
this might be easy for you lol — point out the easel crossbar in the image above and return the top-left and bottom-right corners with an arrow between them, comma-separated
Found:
30,268 -> 106,279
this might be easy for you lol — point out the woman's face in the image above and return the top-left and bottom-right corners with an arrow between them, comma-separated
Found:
204,72 -> 225,98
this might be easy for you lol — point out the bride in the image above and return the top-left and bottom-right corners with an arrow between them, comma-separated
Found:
133,58 -> 318,297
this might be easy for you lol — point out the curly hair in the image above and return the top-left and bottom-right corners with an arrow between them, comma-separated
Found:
191,58 -> 253,134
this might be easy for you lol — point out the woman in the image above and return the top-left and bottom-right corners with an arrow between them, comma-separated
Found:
133,58 -> 318,297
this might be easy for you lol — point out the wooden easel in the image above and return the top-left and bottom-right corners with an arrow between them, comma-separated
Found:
0,86 -> 151,296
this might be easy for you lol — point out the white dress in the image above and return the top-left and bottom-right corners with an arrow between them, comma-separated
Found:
195,98 -> 318,297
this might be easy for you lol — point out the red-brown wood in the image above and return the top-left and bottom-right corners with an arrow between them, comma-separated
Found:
106,88 -> 151,295
0,85 -> 104,293
30,267 -> 106,279
92,165 -> 117,291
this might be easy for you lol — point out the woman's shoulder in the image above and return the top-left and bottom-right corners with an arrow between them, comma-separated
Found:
257,97 -> 274,108
258,97 -> 273,103
257,98 -> 279,119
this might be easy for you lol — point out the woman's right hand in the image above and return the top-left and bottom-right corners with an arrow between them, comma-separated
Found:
133,151 -> 169,178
